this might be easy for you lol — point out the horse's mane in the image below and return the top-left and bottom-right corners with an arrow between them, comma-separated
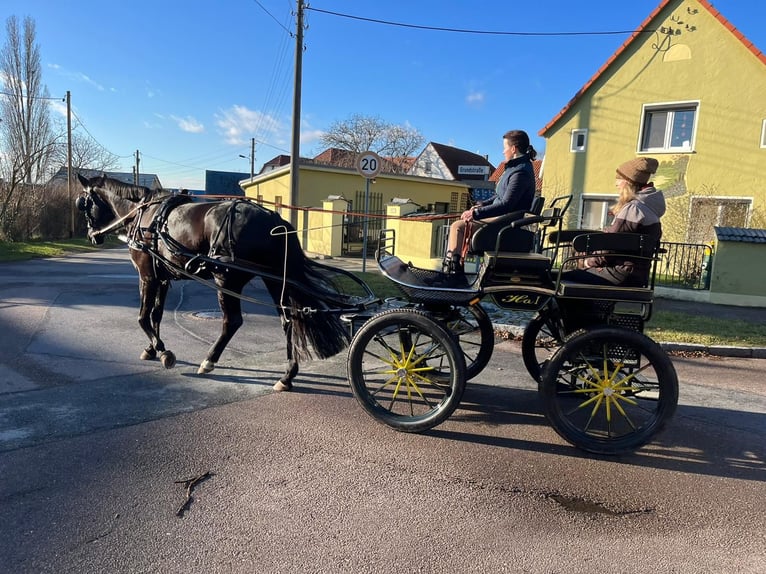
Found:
91,174 -> 155,202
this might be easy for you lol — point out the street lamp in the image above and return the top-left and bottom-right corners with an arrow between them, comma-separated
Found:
239,137 -> 255,179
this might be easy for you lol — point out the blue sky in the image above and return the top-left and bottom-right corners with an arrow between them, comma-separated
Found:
3,0 -> 765,190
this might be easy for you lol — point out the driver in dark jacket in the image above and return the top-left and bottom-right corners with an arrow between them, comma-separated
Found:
442,129 -> 536,274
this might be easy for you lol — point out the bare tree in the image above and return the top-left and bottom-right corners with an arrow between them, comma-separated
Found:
50,129 -> 121,174
319,114 -> 424,174
0,15 -> 55,239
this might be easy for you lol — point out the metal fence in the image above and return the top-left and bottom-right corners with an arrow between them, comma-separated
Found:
655,241 -> 713,290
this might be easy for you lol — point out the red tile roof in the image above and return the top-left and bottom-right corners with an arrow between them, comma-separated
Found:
539,0 -> 766,137
489,159 -> 543,192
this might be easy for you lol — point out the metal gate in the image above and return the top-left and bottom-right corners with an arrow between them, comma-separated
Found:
342,190 -> 384,256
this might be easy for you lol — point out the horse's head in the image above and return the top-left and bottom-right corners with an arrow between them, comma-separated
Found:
76,173 -> 120,245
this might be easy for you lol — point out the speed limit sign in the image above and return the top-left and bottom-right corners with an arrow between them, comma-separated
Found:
356,151 -> 382,179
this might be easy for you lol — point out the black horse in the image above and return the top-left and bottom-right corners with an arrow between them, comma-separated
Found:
75,173 -> 350,391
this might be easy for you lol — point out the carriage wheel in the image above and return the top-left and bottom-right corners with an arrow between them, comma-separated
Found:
521,310 -> 563,382
347,309 -> 466,433
423,302 -> 494,380
540,327 -> 678,455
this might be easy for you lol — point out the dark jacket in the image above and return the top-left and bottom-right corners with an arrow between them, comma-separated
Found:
586,186 -> 666,286
473,154 -> 535,220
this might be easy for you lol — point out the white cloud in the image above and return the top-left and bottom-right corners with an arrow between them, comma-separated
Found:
215,105 -> 283,146
466,90 -> 485,106
49,98 -> 67,118
47,63 -> 106,91
171,115 -> 204,133
300,128 -> 324,146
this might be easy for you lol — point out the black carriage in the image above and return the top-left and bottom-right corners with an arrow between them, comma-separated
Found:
345,195 -> 678,455
75,174 -> 677,456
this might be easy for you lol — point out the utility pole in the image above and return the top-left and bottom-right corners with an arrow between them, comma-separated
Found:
134,150 -> 140,184
249,137 -> 255,179
289,0 -> 305,228
66,90 -> 74,237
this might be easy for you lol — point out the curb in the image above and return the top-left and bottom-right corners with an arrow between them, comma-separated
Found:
490,321 -> 766,360
658,342 -> 766,359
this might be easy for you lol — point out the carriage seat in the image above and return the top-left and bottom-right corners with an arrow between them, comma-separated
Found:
468,195 -> 544,255
555,232 -> 657,303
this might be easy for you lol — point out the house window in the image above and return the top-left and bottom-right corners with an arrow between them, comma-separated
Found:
570,129 -> 588,152
581,195 -> 616,230
425,160 -> 432,174
639,102 -> 698,152
761,119 -> 766,148
687,197 -> 751,244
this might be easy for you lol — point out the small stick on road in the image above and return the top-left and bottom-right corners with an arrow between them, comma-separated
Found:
174,470 -> 213,517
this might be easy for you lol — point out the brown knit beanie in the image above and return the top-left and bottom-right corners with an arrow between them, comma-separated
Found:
616,157 -> 659,186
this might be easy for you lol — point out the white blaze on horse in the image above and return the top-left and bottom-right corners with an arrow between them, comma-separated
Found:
75,173 -> 353,391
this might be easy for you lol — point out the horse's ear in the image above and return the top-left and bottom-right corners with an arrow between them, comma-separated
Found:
77,173 -> 89,188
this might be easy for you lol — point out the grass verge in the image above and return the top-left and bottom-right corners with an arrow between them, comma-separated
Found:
0,237 -> 122,262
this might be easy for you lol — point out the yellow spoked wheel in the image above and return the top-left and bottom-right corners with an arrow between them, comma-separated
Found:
540,327 -> 678,455
347,309 -> 467,432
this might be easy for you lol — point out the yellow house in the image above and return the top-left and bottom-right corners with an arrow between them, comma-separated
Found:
539,0 -> 766,244
239,161 -> 472,256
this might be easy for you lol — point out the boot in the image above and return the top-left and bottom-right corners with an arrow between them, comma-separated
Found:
441,250 -> 464,275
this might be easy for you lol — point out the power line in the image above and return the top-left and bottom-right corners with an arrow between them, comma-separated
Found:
306,7 -> 654,37
0,90 -> 65,101
252,0 -> 293,35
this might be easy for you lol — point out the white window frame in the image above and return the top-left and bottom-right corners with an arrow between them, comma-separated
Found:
570,129 -> 588,152
638,100 -> 699,153
580,194 -> 617,230
761,119 -> 766,148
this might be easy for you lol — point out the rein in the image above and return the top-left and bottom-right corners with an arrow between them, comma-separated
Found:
88,197 -> 164,239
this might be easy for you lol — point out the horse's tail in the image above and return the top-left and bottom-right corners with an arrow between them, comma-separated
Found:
280,255 -> 351,361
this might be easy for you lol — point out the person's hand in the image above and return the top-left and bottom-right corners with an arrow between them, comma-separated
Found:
461,208 -> 475,222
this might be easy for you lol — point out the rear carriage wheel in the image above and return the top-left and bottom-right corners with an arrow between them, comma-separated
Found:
347,309 -> 466,433
540,327 -> 678,455
521,310 -> 563,382
422,302 -> 494,380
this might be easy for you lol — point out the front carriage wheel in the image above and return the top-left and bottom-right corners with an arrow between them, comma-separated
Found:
347,309 -> 466,433
422,302 -> 494,380
540,327 -> 678,455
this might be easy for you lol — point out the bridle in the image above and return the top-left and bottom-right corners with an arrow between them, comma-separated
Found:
76,188 -> 151,241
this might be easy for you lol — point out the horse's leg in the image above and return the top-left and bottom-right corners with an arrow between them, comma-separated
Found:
137,277 -> 175,368
197,279 -> 246,374
273,315 -> 299,392
261,280 -> 299,391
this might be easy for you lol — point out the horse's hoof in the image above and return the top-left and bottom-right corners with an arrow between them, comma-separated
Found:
140,349 -> 157,361
160,351 -> 176,369
273,380 -> 292,392
198,359 -> 215,374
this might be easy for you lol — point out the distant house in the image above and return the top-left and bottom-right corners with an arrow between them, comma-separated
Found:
204,170 -> 248,196
538,0 -> 766,243
489,159 -> 544,192
311,147 -> 415,175
408,142 -> 496,205
258,154 -> 291,175
51,167 -> 163,191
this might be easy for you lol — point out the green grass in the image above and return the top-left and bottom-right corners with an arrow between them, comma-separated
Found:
646,310 -> 766,347
0,237 -> 122,262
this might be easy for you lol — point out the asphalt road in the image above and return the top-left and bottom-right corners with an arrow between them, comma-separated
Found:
0,247 -> 764,573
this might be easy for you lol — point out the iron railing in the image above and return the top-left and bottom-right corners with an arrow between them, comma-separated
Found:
655,241 -> 712,290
